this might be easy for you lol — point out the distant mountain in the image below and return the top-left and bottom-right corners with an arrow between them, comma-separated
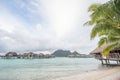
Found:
52,49 -> 71,57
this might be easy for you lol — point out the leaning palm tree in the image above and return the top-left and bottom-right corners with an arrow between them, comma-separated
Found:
85,0 -> 120,56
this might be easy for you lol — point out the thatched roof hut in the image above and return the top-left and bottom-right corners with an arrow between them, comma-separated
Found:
22,52 -> 34,58
17,54 -> 23,58
90,43 -> 120,60
68,51 -> 81,58
28,52 -> 34,56
91,43 -> 120,54
23,53 -> 28,57
32,53 -> 44,58
91,45 -> 120,65
44,54 -> 55,58
38,53 -> 44,57
90,44 -> 108,55
2,51 -> 56,59
5,52 -> 17,57
110,47 -> 120,53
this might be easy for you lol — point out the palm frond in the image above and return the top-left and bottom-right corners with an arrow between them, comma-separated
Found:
98,37 -> 107,47
103,42 -> 118,56
85,0 -> 120,57
88,4 -> 101,12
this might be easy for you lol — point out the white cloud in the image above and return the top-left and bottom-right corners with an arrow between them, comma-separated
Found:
0,0 -> 108,54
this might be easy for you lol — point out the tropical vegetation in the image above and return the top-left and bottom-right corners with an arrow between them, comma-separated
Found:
85,0 -> 120,56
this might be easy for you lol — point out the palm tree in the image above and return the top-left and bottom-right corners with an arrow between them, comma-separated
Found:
85,0 -> 120,56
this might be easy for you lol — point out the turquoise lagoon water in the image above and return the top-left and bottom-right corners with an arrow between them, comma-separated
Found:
0,58 -> 103,80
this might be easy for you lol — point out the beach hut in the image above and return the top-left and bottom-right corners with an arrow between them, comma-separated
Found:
17,54 -> 24,59
23,52 -> 34,58
32,53 -> 44,58
90,44 -> 120,65
44,54 -> 51,58
68,51 -> 81,58
38,53 -> 44,58
5,52 -> 18,58
22,52 -> 34,59
44,54 -> 55,58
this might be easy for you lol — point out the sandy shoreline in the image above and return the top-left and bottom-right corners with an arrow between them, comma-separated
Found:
55,67 -> 120,80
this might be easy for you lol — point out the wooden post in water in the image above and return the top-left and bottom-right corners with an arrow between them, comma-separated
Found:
105,59 -> 107,65
101,59 -> 104,64
107,59 -> 110,64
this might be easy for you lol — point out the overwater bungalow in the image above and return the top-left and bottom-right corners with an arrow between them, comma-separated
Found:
5,52 -> 18,59
22,52 -> 35,59
68,51 -> 93,58
90,44 -> 120,65
38,53 -> 45,58
2,52 -> 55,59
44,54 -> 55,58
17,54 -> 23,59
68,51 -> 81,58
32,53 -> 45,58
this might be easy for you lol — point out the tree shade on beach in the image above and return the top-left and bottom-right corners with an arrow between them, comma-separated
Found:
85,0 -> 120,56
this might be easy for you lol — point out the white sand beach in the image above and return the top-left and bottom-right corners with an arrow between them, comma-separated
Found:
55,67 -> 120,80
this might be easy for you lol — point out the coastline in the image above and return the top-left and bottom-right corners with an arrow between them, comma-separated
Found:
55,66 -> 120,80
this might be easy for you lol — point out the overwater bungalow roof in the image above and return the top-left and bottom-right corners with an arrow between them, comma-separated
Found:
90,43 -> 120,54
110,47 -> 120,53
90,44 -> 108,54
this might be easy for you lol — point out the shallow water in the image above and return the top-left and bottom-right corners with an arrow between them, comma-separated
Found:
0,58 -> 103,80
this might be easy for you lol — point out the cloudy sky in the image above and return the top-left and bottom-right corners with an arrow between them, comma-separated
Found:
0,0 -> 108,54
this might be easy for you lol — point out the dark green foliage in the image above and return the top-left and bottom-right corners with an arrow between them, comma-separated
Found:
52,49 -> 71,57
85,0 -> 120,56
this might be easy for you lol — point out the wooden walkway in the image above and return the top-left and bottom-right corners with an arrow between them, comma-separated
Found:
100,58 -> 120,65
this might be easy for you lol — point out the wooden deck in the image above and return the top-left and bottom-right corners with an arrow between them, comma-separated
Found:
100,58 -> 120,65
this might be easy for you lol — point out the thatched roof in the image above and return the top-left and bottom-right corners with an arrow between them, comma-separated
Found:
90,43 -> 120,54
23,52 -> 34,56
5,52 -> 18,57
111,47 -> 120,53
68,51 -> 82,57
90,44 -> 109,54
